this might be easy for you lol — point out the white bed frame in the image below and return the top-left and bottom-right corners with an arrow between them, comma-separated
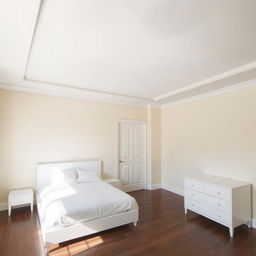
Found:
36,160 -> 138,253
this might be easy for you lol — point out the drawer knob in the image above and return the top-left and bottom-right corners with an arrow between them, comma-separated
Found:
218,215 -> 221,218
192,204 -> 194,207
192,185 -> 194,187
218,192 -> 221,195
192,194 -> 194,197
218,203 -> 221,206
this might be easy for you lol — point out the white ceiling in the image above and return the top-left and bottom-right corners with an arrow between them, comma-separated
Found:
0,0 -> 256,106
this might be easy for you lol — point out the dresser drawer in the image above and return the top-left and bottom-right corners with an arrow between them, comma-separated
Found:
185,190 -> 231,213
205,195 -> 231,213
9,194 -> 32,205
204,184 -> 230,201
186,199 -> 231,226
9,193 -> 33,204
207,207 -> 231,226
186,199 -> 204,213
185,189 -> 204,203
184,179 -> 203,192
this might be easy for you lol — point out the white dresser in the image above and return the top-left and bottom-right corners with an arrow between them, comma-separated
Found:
184,174 -> 251,237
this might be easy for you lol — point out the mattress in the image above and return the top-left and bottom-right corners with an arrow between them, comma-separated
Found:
37,181 -> 138,229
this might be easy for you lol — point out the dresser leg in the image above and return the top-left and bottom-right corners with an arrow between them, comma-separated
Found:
229,227 -> 234,237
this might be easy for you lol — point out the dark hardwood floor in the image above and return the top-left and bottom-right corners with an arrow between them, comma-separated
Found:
0,189 -> 256,256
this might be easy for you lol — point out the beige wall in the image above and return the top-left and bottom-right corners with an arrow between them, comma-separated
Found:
162,85 -> 256,218
1,84 -> 256,219
0,89 -> 148,202
151,107 -> 161,185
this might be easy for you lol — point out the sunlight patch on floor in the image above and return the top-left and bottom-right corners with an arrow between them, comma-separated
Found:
49,236 -> 104,256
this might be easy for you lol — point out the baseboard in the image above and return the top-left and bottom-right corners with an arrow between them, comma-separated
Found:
0,202 -> 8,211
148,184 -> 162,190
148,183 -> 184,196
161,184 -> 184,196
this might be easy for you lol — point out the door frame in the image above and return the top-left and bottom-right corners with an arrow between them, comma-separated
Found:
115,119 -> 148,190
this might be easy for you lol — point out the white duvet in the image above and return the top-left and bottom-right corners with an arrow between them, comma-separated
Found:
37,181 -> 138,228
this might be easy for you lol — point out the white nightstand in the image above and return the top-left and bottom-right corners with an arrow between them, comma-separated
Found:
8,188 -> 33,216
104,178 -> 122,190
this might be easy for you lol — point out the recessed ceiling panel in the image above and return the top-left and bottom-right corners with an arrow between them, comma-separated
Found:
25,0 -> 256,99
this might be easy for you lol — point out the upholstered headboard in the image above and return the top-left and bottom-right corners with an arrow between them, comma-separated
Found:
37,160 -> 101,191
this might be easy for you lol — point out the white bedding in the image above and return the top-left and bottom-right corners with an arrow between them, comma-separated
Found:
37,181 -> 138,228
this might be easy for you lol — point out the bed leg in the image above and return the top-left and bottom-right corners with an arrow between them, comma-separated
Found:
133,221 -> 137,226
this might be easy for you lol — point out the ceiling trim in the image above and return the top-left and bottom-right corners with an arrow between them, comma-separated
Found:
0,82 -> 151,108
0,78 -> 255,109
154,61 -> 256,101
161,78 -> 256,108
24,77 -> 152,101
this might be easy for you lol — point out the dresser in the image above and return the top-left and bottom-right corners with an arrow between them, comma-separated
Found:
184,174 -> 251,237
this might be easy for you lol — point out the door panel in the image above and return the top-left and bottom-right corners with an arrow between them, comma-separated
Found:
119,122 -> 146,192
120,164 -> 130,185
133,164 -> 143,184
133,126 -> 142,161
120,126 -> 130,161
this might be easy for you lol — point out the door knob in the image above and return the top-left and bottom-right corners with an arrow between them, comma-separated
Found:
119,160 -> 124,163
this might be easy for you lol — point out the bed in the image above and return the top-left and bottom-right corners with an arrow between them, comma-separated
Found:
36,160 -> 139,252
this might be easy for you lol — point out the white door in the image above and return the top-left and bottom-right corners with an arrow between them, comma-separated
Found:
118,121 -> 146,192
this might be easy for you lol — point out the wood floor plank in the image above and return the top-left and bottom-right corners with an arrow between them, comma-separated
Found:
0,189 -> 255,256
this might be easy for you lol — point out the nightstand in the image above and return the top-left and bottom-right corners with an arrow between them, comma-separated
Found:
104,178 -> 122,190
8,188 -> 33,216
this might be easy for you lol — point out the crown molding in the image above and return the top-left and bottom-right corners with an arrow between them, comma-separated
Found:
0,82 -> 152,108
155,61 -> 256,101
23,62 -> 256,106
24,77 -> 152,101
1,78 -> 255,109
23,77 -> 153,101
161,78 -> 256,108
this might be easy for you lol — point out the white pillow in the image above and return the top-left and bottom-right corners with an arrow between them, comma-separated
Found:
76,168 -> 102,183
51,168 -> 77,187
62,168 -> 78,183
